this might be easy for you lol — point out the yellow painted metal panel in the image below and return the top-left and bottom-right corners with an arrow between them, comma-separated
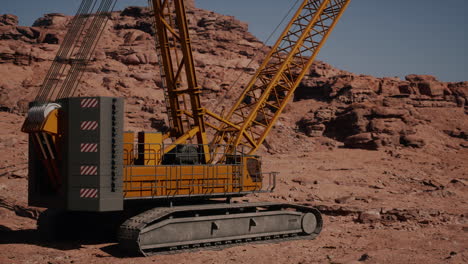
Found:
123,132 -> 135,166
41,109 -> 59,135
138,132 -> 163,165
123,164 -> 262,199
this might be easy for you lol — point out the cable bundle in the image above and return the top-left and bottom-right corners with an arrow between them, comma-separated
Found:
35,0 -> 118,103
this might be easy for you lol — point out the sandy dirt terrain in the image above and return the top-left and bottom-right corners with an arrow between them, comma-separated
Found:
0,109 -> 466,264
0,1 -> 467,263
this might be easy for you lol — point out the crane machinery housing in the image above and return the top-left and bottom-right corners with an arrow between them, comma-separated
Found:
21,0 -> 351,256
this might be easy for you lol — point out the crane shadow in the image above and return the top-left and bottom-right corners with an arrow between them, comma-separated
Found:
100,244 -> 129,258
0,224 -> 117,251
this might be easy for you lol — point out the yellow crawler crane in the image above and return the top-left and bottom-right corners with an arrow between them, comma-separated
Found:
21,0 -> 351,256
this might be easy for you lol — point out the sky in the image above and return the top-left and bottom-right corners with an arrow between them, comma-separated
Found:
1,0 -> 467,82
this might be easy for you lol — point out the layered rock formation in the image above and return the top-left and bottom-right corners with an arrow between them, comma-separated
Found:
0,3 -> 467,263
0,4 -> 466,151
295,61 -> 467,150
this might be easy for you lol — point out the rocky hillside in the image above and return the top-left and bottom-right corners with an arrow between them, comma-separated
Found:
0,2 -> 467,263
0,5 -> 466,153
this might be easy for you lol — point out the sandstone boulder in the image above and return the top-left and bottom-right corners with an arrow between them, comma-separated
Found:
0,14 -> 18,26
16,26 -> 41,40
304,123 -> 326,137
202,79 -> 220,92
344,133 -> 378,150
0,25 -> 22,40
14,205 -> 41,219
358,210 -> 381,223
309,60 -> 347,78
121,6 -> 146,18
368,118 -> 406,135
297,107 -> 337,137
447,82 -> 468,97
32,13 -> 68,29
43,33 -> 59,44
323,103 -> 424,150
315,107 -> 336,122
379,77 -> 404,96
131,72 -> 153,82
400,135 -> 425,148
326,104 -> 372,140
405,74 -> 445,97
122,53 -> 141,65
444,129 -> 468,140
371,107 -> 409,118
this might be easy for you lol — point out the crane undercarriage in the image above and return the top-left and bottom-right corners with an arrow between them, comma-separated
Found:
36,200 -> 322,256
119,202 -> 322,255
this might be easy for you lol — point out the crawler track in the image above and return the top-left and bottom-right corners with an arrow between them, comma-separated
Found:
118,202 -> 322,256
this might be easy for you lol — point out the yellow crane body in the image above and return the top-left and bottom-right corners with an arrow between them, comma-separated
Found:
122,132 -> 269,199
21,0 -> 351,256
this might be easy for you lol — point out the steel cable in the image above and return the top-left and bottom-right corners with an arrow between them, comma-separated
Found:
35,0 -> 117,102
68,1 -> 118,98
57,0 -> 117,99
57,0 -> 112,99
43,0 -> 98,101
34,0 -> 90,102
35,0 -> 96,102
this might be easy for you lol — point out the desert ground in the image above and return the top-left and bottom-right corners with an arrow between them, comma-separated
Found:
0,1 -> 467,263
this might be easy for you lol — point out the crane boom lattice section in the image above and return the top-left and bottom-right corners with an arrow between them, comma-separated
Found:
210,0 -> 350,156
149,0 -> 210,161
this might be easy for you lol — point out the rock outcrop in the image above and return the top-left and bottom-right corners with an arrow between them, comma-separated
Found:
325,104 -> 422,150
0,4 -> 467,263
0,3 -> 466,151
0,14 -> 18,26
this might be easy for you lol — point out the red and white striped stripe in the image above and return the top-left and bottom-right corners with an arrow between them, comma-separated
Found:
81,98 -> 99,108
80,188 -> 99,198
80,165 -> 98,175
80,143 -> 98,152
81,121 -> 99,131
